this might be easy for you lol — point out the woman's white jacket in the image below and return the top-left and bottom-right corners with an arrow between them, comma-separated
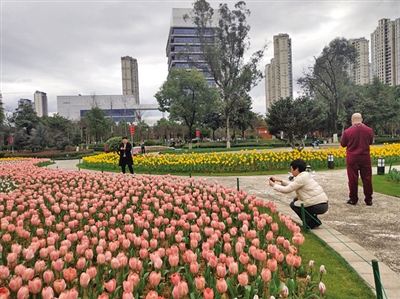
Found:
273,171 -> 328,207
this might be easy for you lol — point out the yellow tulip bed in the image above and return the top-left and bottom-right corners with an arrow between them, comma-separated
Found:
81,144 -> 400,174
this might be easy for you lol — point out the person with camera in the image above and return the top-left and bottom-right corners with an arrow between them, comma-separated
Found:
268,159 -> 328,229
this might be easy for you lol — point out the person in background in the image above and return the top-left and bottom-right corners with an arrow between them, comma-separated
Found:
118,136 -> 134,176
340,113 -> 374,206
269,159 -> 329,229
141,140 -> 146,154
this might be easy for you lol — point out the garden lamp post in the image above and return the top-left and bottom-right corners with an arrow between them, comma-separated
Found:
328,154 -> 334,169
377,158 -> 385,175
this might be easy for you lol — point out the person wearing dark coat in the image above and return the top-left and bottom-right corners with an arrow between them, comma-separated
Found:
118,136 -> 134,174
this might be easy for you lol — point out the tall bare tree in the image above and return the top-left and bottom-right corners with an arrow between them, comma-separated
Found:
185,0 -> 266,148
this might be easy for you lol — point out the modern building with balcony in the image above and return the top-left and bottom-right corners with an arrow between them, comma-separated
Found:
166,8 -> 219,85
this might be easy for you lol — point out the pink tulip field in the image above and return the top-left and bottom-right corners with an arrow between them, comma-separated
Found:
0,159 -> 326,299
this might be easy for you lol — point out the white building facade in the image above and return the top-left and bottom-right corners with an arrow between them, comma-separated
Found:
57,94 -> 158,122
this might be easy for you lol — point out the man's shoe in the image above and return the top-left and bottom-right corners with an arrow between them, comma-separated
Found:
346,200 -> 357,205
365,202 -> 372,206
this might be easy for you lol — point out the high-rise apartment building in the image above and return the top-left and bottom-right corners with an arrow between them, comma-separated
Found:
121,56 -> 140,105
371,18 -> 400,86
265,33 -> 293,112
166,8 -> 219,85
349,38 -> 370,85
34,91 -> 48,117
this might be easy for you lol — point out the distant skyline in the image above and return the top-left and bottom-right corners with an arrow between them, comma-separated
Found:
1,0 -> 399,124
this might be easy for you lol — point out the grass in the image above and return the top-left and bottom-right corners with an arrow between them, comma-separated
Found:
300,231 -> 376,299
370,173 -> 400,197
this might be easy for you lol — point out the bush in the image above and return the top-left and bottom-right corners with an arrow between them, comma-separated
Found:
0,152 -> 5,158
3,149 -> 94,159
373,136 -> 400,144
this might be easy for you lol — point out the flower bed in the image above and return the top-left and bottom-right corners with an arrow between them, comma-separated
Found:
82,143 -> 400,174
0,159 -> 328,299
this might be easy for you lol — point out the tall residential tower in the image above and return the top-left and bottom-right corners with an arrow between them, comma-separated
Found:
265,33 -> 293,112
121,56 -> 140,104
34,90 -> 48,117
371,18 -> 400,86
349,37 -> 370,85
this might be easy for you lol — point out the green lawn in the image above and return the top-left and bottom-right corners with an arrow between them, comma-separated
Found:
371,173 -> 400,197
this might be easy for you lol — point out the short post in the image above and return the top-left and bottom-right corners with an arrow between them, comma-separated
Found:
372,259 -> 383,299
300,203 -> 307,230
328,154 -> 334,169
306,165 -> 312,172
377,158 -> 385,175
237,178 -> 240,191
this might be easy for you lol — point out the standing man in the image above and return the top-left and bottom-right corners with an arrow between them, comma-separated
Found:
140,140 -> 146,154
118,136 -> 134,175
340,113 -> 374,206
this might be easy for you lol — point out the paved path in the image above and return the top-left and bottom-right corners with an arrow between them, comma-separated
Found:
48,159 -> 400,298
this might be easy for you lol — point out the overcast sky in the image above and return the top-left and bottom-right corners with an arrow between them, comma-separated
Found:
1,0 -> 399,124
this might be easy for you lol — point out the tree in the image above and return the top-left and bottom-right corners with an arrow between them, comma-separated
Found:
11,102 -> 40,135
266,96 -> 325,150
27,123 -> 51,151
155,68 -> 220,147
185,0 -> 266,148
354,77 -> 400,136
298,37 -> 356,136
84,107 -> 110,143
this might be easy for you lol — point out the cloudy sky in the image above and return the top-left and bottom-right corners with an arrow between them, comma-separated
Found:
1,0 -> 399,124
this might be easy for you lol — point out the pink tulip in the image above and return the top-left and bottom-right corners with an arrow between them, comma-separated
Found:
51,258 -> 64,272
261,268 -> 272,282
80,272 -> 91,287
171,273 -> 181,286
62,267 -> 77,282
110,258 -> 120,269
76,257 -> 86,270
53,279 -> 66,293
123,280 -> 134,293
216,278 -> 228,294
104,279 -> 116,293
122,292 -> 134,299
238,272 -> 249,286
127,273 -> 139,287
216,263 -> 226,277
267,258 -> 278,272
97,292 -> 109,299
42,286 -> 54,299
43,270 -> 54,284
28,277 -> 42,294
21,268 -> 34,281
286,253 -> 295,266
247,263 -> 257,276
203,288 -> 214,299
86,266 -> 97,279
239,252 -> 249,265
17,286 -> 29,299
195,276 -> 206,290
319,281 -> 326,293
8,276 -> 22,292
148,271 -> 161,286
145,291 -> 158,299
0,266 -> 10,280
190,262 -> 199,274
168,254 -> 179,267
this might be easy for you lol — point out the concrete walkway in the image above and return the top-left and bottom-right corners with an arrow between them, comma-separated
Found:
47,159 -> 400,299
